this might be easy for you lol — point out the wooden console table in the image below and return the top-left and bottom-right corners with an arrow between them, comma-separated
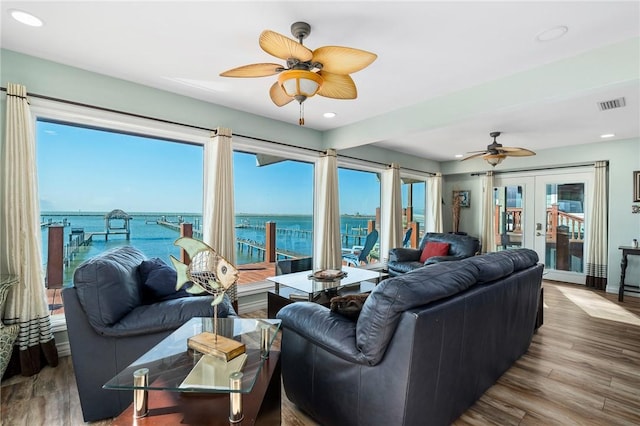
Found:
618,246 -> 640,302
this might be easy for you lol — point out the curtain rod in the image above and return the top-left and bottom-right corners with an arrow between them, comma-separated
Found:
1,86 -> 322,153
2,86 -> 436,176
469,162 -> 602,176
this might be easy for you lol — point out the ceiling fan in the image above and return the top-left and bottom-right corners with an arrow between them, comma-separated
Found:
219,21 -> 377,125
462,132 -> 536,167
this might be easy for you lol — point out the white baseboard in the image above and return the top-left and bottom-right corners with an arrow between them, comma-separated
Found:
56,341 -> 71,357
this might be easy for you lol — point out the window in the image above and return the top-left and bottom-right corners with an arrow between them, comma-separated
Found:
338,167 -> 381,265
37,120 -> 203,289
233,151 -> 314,264
401,179 -> 426,245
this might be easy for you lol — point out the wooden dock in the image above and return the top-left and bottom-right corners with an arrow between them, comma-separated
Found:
156,219 -> 203,238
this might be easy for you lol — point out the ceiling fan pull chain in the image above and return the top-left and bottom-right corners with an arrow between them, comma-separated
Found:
299,103 -> 305,126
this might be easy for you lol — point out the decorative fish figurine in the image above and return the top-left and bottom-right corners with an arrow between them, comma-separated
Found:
170,237 -> 239,305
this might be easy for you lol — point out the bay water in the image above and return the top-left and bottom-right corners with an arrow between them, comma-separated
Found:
41,212 -> 375,287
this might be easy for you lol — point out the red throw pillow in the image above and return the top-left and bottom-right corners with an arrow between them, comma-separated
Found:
420,242 -> 450,263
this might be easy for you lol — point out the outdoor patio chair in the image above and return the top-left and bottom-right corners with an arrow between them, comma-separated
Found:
402,228 -> 413,247
342,229 -> 378,267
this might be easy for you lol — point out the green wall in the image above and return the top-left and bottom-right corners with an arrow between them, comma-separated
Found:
441,137 -> 640,294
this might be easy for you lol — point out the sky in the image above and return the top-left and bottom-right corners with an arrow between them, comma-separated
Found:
36,121 -> 400,215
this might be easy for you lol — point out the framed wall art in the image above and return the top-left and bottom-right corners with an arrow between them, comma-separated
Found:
453,190 -> 470,208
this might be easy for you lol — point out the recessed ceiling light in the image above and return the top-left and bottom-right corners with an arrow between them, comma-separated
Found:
10,9 -> 43,27
323,112 -> 336,119
454,154 -> 464,158
600,133 -> 615,138
535,25 -> 568,42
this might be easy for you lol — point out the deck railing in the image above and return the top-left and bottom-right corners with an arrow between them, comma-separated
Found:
494,204 -> 585,247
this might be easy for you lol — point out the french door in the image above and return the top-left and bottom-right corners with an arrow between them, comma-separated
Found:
494,169 -> 593,284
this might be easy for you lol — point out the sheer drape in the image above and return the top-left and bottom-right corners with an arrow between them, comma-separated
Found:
1,83 -> 58,377
202,127 -> 237,303
480,171 -> 495,253
426,172 -> 443,232
313,149 -> 341,270
380,163 -> 403,265
586,161 -> 608,290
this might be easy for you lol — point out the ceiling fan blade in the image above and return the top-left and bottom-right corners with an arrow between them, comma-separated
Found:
317,71 -> 357,99
500,147 -> 536,156
220,63 -> 283,78
260,30 -> 313,62
312,46 -> 377,74
461,152 -> 487,161
269,82 -> 294,107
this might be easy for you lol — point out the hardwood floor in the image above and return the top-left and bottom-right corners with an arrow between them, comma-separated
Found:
2,281 -> 639,425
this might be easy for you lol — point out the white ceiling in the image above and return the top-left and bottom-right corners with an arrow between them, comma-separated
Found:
1,1 -> 639,162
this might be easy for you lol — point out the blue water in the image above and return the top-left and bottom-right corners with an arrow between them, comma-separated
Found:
41,212 -> 375,286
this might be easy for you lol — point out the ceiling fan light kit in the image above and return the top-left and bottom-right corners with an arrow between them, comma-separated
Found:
220,21 -> 376,125
278,70 -> 324,101
461,131 -> 536,167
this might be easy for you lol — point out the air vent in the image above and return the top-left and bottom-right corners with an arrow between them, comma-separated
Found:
598,97 -> 626,111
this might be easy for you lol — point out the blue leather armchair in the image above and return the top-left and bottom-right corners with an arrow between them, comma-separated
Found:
62,246 -> 236,422
387,232 -> 480,276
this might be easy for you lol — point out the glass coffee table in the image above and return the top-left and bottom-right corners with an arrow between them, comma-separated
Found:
266,266 -> 387,318
105,317 -> 281,425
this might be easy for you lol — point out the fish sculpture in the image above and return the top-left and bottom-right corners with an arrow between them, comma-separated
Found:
170,237 -> 239,306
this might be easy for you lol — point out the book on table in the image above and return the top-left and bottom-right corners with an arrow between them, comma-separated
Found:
187,331 -> 246,361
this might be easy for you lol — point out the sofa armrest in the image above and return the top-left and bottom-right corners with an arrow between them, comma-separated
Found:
95,295 -> 221,337
277,302 -> 366,364
389,247 -> 421,263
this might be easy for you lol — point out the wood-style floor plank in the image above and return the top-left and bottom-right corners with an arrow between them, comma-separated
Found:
2,281 -> 640,425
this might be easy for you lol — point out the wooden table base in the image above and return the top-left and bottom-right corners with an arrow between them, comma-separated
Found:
113,352 -> 281,426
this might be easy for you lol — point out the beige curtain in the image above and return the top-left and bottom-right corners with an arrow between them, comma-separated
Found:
313,149 -> 341,271
426,172 -> 443,232
0,83 -> 58,377
380,163 -> 403,265
202,127 -> 237,303
586,161 -> 608,290
480,171 -> 495,253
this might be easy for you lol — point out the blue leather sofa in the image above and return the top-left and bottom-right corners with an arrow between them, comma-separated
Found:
387,232 -> 480,276
277,249 -> 543,426
62,245 -> 236,422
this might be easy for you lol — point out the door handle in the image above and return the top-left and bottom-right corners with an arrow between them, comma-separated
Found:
536,232 -> 543,236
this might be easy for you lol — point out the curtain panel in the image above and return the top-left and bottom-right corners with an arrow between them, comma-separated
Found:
480,171 -> 495,253
1,83 -> 58,377
585,161 -> 608,290
380,163 -> 403,265
202,127 -> 238,303
313,149 -> 341,271
426,172 -> 443,232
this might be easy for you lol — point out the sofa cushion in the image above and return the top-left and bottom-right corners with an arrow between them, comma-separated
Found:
73,246 -> 146,328
420,242 -> 450,263
462,252 -> 514,284
356,261 -> 479,365
499,248 -> 539,271
461,249 -> 539,284
139,258 -> 191,303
